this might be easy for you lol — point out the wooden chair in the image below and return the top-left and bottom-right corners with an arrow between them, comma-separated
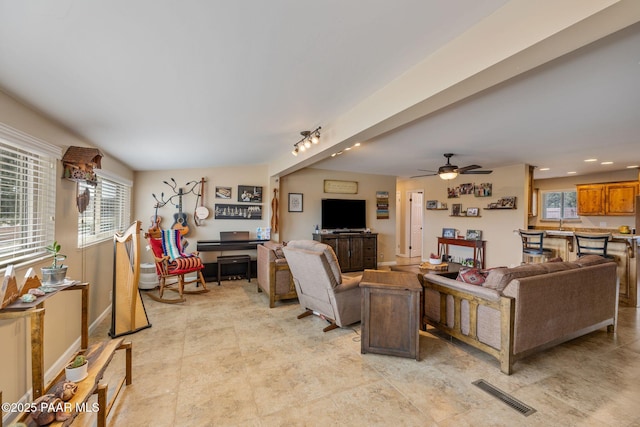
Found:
518,229 -> 554,263
574,232 -> 615,259
146,228 -> 208,303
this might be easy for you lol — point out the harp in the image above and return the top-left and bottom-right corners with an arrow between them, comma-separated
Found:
109,220 -> 151,337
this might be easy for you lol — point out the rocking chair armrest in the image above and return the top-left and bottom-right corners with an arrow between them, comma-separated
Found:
152,254 -> 171,263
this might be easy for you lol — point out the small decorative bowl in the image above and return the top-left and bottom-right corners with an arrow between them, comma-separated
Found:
429,258 -> 443,265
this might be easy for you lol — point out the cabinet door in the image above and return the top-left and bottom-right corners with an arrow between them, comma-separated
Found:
577,185 -> 605,215
348,237 -> 364,271
335,238 -> 351,270
605,183 -> 638,215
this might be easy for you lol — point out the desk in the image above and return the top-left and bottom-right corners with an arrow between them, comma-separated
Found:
437,237 -> 486,269
360,270 -> 422,360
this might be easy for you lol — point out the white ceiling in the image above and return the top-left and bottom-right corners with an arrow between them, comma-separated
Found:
1,1 -> 639,180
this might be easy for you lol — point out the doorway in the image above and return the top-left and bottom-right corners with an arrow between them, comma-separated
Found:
407,191 -> 423,258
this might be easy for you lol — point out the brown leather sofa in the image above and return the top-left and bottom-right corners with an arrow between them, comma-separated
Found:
256,241 -> 297,308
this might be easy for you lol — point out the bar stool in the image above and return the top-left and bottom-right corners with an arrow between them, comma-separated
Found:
574,232 -> 615,259
518,230 -> 554,263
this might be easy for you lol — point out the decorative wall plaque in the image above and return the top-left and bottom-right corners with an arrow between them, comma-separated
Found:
323,180 -> 358,194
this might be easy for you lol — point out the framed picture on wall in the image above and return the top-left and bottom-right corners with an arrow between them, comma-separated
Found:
288,193 -> 303,212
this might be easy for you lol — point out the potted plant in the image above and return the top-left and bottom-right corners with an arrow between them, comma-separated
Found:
41,240 -> 68,285
65,355 -> 88,382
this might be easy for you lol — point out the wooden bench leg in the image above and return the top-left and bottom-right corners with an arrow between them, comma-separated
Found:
119,341 -> 133,385
96,384 -> 108,427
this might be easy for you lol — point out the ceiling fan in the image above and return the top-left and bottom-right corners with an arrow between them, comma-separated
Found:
411,153 -> 493,180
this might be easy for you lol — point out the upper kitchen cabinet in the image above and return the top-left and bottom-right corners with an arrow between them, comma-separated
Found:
577,181 -> 639,216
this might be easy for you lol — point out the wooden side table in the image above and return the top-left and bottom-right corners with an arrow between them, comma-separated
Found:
359,270 -> 423,360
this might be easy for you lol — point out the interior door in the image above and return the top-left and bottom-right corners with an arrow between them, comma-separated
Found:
409,191 -> 423,258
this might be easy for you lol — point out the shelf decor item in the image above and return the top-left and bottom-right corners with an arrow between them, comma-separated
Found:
466,229 -> 483,240
65,355 -> 88,382
442,228 -> 456,238
466,207 -> 479,217
41,240 -> 67,285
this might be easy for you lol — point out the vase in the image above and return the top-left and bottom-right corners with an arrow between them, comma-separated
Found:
65,361 -> 88,382
41,266 -> 68,285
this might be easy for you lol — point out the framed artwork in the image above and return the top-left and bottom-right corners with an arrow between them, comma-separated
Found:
460,183 -> 474,195
323,179 -> 358,194
426,200 -> 438,209
475,183 -> 492,197
452,203 -> 462,216
447,187 -> 459,198
238,185 -> 262,203
442,228 -> 456,238
214,204 -> 262,219
466,229 -> 482,240
466,207 -> 479,217
215,186 -> 232,199
288,193 -> 303,212
497,196 -> 517,208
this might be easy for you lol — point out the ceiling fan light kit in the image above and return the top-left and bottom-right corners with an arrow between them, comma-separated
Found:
412,153 -> 492,179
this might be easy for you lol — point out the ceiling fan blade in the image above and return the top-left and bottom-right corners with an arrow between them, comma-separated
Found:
457,164 -> 482,173
410,172 -> 437,178
460,169 -> 492,174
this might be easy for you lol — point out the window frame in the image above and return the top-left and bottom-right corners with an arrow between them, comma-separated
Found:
0,123 -> 61,271
540,189 -> 579,220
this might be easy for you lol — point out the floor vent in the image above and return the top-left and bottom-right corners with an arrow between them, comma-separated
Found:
472,379 -> 536,417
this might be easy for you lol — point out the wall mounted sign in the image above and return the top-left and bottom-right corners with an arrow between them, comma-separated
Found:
323,180 -> 358,194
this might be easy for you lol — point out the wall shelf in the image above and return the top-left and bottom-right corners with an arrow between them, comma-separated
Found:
427,208 -> 448,211
483,207 -> 516,210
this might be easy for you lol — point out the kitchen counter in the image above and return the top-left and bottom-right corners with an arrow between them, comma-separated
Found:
531,227 -> 638,307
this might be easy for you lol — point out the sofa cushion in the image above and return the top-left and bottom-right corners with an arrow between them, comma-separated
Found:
541,261 -> 579,273
574,254 -> 611,267
483,263 -> 547,291
457,267 -> 487,285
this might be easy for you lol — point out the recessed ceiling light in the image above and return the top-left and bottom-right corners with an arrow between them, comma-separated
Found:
539,167 -> 550,171
567,171 -> 577,174
345,147 -> 351,151
626,165 -> 639,168
584,158 -> 598,162
601,161 -> 613,165
354,142 -> 361,147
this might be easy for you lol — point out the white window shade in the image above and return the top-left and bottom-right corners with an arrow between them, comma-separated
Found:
0,125 -> 59,269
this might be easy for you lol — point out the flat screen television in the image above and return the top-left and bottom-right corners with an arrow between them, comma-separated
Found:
321,199 -> 366,231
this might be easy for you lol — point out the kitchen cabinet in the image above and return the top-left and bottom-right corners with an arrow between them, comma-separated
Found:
313,233 -> 377,272
577,181 -> 638,216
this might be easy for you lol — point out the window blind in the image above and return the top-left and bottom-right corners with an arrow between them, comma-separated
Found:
78,171 -> 131,247
0,125 -> 59,270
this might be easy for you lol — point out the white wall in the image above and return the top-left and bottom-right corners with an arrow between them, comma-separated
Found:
398,163 -> 528,268
0,90 -> 133,407
279,168 -> 397,264
133,165 -> 271,265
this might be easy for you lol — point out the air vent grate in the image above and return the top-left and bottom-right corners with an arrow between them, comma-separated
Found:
473,379 -> 536,417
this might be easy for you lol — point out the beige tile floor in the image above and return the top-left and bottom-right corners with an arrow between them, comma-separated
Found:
82,271 -> 640,427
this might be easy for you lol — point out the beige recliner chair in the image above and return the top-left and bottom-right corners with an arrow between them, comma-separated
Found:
283,240 -> 362,332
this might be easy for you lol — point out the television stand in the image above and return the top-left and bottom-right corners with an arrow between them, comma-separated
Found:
313,233 -> 377,272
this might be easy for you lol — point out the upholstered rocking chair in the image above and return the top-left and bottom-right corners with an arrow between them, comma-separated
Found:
146,228 -> 208,303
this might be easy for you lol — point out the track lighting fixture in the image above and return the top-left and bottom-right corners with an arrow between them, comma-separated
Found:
291,126 -> 321,156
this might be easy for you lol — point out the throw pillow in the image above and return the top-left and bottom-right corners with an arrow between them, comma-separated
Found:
456,267 -> 487,285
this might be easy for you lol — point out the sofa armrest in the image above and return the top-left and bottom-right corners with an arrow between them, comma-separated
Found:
423,274 -> 515,374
